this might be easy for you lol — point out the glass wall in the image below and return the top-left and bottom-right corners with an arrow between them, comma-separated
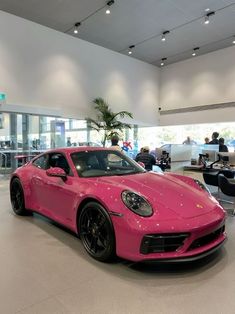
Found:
0,113 -> 92,173
138,122 -> 235,152
1,109 -> 235,174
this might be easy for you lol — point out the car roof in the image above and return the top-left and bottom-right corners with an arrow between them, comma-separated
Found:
42,147 -> 111,154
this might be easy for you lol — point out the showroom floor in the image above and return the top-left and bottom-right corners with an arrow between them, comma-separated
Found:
1,177 -> 235,314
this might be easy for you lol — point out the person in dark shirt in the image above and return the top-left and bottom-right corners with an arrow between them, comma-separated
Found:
209,132 -> 219,144
135,146 -> 156,171
219,137 -> 228,152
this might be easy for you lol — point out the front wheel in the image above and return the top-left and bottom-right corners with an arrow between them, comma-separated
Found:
10,178 -> 28,215
79,202 -> 116,262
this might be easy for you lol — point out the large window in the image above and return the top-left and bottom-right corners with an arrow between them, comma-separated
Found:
1,110 -> 235,174
138,123 -> 235,151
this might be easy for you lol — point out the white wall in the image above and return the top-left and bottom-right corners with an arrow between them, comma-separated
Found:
0,10 -> 160,125
159,45 -> 235,125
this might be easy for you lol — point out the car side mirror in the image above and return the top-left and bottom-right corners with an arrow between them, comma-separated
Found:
46,167 -> 67,180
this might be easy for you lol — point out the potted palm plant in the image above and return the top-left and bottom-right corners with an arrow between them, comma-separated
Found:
86,98 -> 133,147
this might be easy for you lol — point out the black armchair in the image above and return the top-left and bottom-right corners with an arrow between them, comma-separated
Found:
203,169 -> 234,202
218,174 -> 235,215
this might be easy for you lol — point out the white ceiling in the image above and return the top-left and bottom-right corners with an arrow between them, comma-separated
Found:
0,0 -> 235,66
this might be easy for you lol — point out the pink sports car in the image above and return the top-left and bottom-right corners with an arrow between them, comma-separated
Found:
10,147 -> 226,262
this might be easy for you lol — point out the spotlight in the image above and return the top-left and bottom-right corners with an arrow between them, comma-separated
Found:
192,47 -> 200,56
106,0 -> 114,14
160,57 -> 167,66
73,22 -> 81,34
161,30 -> 170,42
128,45 -> 135,55
204,11 -> 215,24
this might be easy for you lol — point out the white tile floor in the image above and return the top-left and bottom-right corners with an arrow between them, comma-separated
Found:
1,177 -> 235,314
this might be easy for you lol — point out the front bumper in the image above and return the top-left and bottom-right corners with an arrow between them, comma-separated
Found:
140,239 -> 226,263
111,210 -> 226,262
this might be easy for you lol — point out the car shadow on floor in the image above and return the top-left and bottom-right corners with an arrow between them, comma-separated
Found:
18,211 -> 228,278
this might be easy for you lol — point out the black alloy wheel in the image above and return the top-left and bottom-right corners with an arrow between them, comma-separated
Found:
79,202 -> 116,262
10,178 -> 28,215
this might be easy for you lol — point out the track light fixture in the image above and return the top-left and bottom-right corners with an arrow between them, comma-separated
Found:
192,47 -> 200,56
161,30 -> 170,42
73,22 -> 81,34
106,0 -> 115,14
204,11 -> 215,24
128,45 -> 135,55
160,58 -> 167,66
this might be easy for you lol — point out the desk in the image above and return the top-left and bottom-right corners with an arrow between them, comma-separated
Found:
183,165 -> 204,171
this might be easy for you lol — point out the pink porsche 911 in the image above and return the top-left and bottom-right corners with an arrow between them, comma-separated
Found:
10,147 -> 226,262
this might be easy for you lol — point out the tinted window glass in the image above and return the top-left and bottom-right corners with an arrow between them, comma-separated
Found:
48,153 -> 71,175
71,150 -> 145,178
33,155 -> 48,170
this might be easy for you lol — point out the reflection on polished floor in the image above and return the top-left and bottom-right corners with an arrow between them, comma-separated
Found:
0,178 -> 235,314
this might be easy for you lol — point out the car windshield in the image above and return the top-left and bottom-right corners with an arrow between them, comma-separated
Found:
71,150 -> 145,178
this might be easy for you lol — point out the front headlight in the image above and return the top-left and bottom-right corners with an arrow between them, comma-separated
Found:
121,190 -> 153,217
193,179 -> 211,194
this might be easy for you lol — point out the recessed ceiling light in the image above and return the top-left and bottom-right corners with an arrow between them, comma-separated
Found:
161,30 -> 170,42
205,8 -> 210,12
73,22 -> 81,34
106,0 -> 114,14
204,15 -> 209,24
192,47 -> 200,56
204,11 -> 215,24
128,45 -> 135,55
160,57 -> 167,66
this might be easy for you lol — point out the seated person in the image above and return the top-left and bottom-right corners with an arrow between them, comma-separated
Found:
135,146 -> 156,171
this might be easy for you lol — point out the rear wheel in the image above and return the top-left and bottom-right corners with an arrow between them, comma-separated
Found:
79,202 -> 116,262
10,178 -> 28,215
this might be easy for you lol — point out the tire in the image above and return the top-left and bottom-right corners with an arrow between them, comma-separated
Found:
79,202 -> 116,262
10,178 -> 28,215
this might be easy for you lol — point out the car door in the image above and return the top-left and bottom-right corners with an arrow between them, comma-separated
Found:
31,152 -> 79,229
30,153 -> 50,211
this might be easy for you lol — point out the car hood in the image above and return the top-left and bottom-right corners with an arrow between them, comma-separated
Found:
94,172 -> 217,219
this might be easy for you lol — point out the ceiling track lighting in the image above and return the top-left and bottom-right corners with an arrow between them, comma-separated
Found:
73,22 -> 81,34
192,47 -> 200,56
161,30 -> 170,42
128,45 -> 135,55
106,0 -> 115,14
160,57 -> 167,66
204,11 -> 215,24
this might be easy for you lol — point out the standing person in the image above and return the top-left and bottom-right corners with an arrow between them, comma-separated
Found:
219,138 -> 228,152
135,146 -> 156,171
66,137 -> 72,147
209,132 -> 219,144
110,135 -> 122,153
182,136 -> 196,145
108,135 -> 123,164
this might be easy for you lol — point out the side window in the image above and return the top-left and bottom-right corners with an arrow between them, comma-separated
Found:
33,155 -> 48,170
107,152 -> 122,165
48,153 -> 72,175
